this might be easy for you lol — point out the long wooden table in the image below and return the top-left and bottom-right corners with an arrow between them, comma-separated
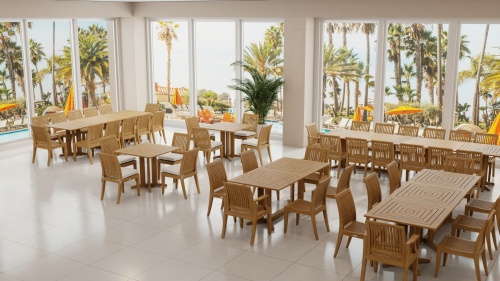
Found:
365,169 -> 480,254
228,157 -> 329,221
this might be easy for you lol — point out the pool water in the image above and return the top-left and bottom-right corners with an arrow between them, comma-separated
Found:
265,121 -> 330,134
0,129 -> 29,144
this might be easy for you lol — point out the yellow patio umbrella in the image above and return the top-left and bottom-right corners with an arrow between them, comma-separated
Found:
487,113 -> 500,144
0,103 -> 19,112
64,85 -> 74,117
352,106 -> 362,121
386,105 -> 423,115
172,88 -> 183,106
363,104 -> 374,111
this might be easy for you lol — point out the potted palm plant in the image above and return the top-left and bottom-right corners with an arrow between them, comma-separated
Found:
229,64 -> 284,124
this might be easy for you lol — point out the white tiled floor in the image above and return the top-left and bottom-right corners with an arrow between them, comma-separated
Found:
1,127 -> 500,280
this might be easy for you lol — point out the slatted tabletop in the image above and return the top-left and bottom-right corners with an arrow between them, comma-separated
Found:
458,142 -> 500,157
365,169 -> 480,230
206,122 -> 251,133
403,137 -> 466,150
116,143 -> 179,158
47,110 -> 151,131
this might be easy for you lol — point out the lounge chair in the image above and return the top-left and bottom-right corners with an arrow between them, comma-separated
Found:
331,118 -> 350,129
0,119 -> 7,132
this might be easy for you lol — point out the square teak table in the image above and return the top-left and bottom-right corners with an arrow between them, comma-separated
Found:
116,143 -> 178,192
206,122 -> 251,160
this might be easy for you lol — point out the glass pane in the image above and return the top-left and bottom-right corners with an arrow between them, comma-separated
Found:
151,20 -> 190,121
384,23 -> 448,128
0,21 -> 29,143
455,24 -> 500,132
78,20 -> 110,108
321,22 -> 377,131
196,21 -> 235,123
243,22 -> 284,131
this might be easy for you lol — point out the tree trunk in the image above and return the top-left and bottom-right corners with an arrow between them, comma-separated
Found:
414,28 -> 423,103
437,24 -> 443,125
167,44 -> 172,103
473,24 -> 489,125
322,74 -> 327,116
346,81 -> 351,116
0,39 -> 17,99
88,77 -> 97,107
363,31 -> 370,121
52,21 -> 58,106
35,65 -> 44,99
340,82 -> 346,115
426,72 -> 434,105
354,80 -> 360,109
333,75 -> 339,114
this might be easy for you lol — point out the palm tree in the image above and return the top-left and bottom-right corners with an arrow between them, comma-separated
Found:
361,23 -> 376,120
404,23 -> 426,103
387,24 -> 404,89
157,21 -> 178,102
0,22 -> 20,99
264,25 -> 283,51
421,30 -> 437,104
325,23 -> 334,46
473,24 -> 490,125
243,42 -> 283,77
29,39 -> 46,99
482,59 -> 500,102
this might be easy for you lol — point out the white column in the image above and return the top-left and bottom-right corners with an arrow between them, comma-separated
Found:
70,19 -> 83,109
442,21 -> 460,135
20,19 -> 34,119
373,20 -> 387,124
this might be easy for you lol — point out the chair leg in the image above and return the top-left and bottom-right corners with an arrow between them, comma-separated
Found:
346,236 -> 352,248
117,183 -> 122,204
323,210 -> 330,232
337,162 -> 341,179
250,220 -> 257,246
434,250 -> 441,277
100,180 -> 106,200
275,190 -> 280,201
492,227 -> 498,250
180,179 -> 188,199
135,178 -> 140,196
360,258 -> 367,281
221,214 -> 228,239
403,264 -> 409,281
267,146 -> 272,162
207,196 -> 214,216
162,129 -> 167,144
284,209 -> 289,233
311,214 -> 319,240
412,258 -> 418,280
257,149 -> 264,165
239,218 -> 243,228
32,147 -> 37,163
47,149 -> 52,166
474,256 -> 482,281
482,250 -> 488,276
296,213 -> 300,225
267,212 -> 273,235
161,175 -> 166,195
334,233 -> 343,258
87,148 -> 93,164
194,174 -> 200,194
486,230 -> 494,260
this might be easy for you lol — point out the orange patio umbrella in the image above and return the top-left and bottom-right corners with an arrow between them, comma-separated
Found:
352,106 -> 362,121
386,105 -> 423,115
64,85 -> 74,117
0,103 -> 19,112
363,104 -> 374,111
488,113 -> 500,144
172,88 -> 183,106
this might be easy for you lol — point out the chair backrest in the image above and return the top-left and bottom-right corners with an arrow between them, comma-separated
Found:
337,164 -> 355,194
397,125 -> 419,137
185,116 -> 200,137
346,137 -> 369,162
336,189 -> 357,230
374,123 -> 395,135
449,130 -> 472,142
427,146 -> 454,170
475,210 -> 496,253
306,123 -> 320,145
145,103 -> 159,113
364,173 -> 382,211
180,148 -> 199,175
152,111 -> 165,130
171,133 -> 190,153
456,150 -> 483,174
319,134 -> 343,159
311,176 -> 331,210
87,124 -> 104,142
242,113 -> 258,133
98,104 -> 113,114
192,127 -> 211,149
205,159 -> 227,193
240,150 -> 259,173
68,110 -> 83,121
371,140 -> 395,166
31,125 -> 50,146
443,156 -> 475,175
423,127 -> 446,140
386,161 -> 401,194
365,220 -> 407,263
257,124 -> 272,146
350,121 -> 370,132
121,117 -> 137,136
137,114 -> 151,132
98,152 -> 122,179
400,143 -> 426,169
304,145 -> 329,175
83,107 -> 99,118
31,115 -> 49,127
105,120 -> 121,139
474,132 -> 498,145
100,135 -> 120,155
224,182 -> 255,214
50,112 -> 67,124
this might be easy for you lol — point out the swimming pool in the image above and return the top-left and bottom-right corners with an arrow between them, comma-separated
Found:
0,129 -> 29,144
265,121 -> 331,134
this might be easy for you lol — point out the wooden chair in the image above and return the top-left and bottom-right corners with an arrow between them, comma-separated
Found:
361,220 -> 419,281
423,127 -> 446,139
474,132 -> 498,183
98,104 -> 113,114
235,113 -> 258,141
326,163 -> 355,199
100,136 -> 136,169
449,129 -> 472,142
444,156 -> 474,174
68,110 -> 83,120
120,117 -> 138,147
284,176 -> 331,240
98,152 -> 140,204
397,125 -> 419,137
364,173 -> 382,211
371,140 -> 395,176
32,116 -> 60,141
346,137 -> 371,177
456,150 -> 486,192
427,146 -> 453,170
465,197 -> 500,233
387,160 -> 402,194
151,111 -> 167,144
435,210 -> 494,281
452,212 -> 498,260
31,125 -> 67,166
49,112 -> 68,140
221,182 -> 272,246
104,120 -> 121,145
205,160 -> 227,216
160,148 -> 200,199
241,124 -> 273,165
303,145 -> 330,186
157,133 -> 190,176
350,121 -> 370,132
136,114 -> 152,143
374,123 -> 395,134
399,143 -> 426,181
305,123 -> 321,145
73,124 -> 103,164
192,127 -> 223,163
334,188 -> 366,257
83,107 -> 99,117
144,103 -> 159,113
319,134 -> 346,178
185,116 -> 215,141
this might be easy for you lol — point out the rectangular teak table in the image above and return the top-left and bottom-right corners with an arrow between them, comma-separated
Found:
206,122 -> 251,161
115,143 -> 179,192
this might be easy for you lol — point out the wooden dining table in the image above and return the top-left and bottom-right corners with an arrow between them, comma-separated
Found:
205,122 -> 251,161
365,169 -> 480,263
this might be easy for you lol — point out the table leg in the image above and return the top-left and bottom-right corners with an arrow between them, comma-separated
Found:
151,157 -> 158,188
229,132 -> 235,159
65,130 -> 72,155
147,158 -> 151,193
139,157 -> 146,187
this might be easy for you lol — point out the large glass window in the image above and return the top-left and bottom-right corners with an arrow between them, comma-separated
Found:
455,24 -> 500,132
321,22 -> 377,130
384,23 -> 448,128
